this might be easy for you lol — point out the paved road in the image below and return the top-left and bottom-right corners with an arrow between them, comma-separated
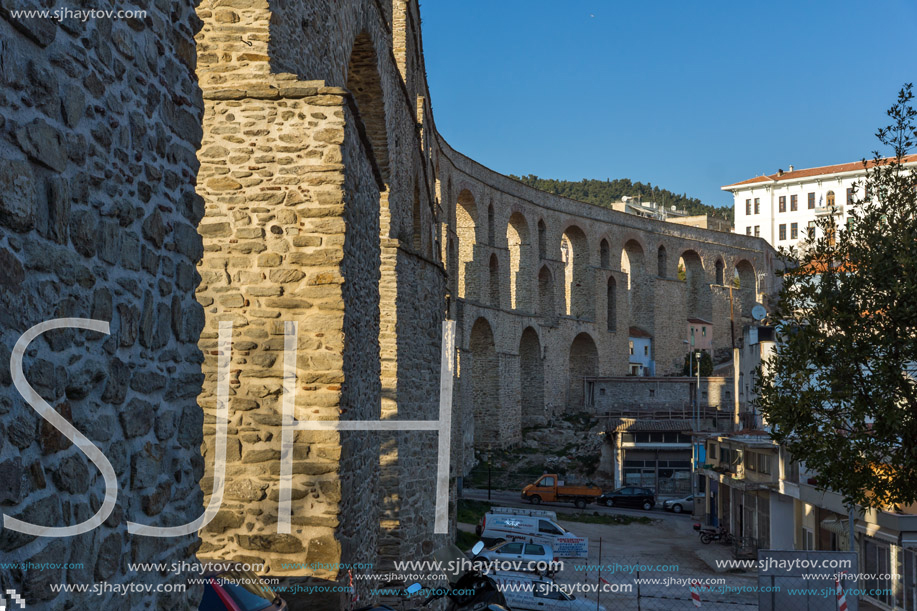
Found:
461,488 -> 697,524
460,488 -> 759,610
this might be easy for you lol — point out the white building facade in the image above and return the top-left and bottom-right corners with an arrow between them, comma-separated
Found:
723,156 -> 917,249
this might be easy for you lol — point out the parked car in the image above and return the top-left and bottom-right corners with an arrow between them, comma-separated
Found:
492,572 -> 607,611
476,509 -> 575,549
521,474 -> 602,508
198,566 -> 286,610
598,487 -> 655,510
663,493 -> 703,513
473,540 -> 556,574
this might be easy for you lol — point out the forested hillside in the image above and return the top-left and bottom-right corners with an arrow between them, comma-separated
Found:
509,175 -> 733,222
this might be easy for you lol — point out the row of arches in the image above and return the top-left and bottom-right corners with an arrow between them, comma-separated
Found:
467,318 -> 599,439
452,187 -> 759,324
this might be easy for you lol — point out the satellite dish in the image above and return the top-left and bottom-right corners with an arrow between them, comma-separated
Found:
751,304 -> 767,321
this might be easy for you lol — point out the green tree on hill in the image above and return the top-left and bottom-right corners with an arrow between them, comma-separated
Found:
508,175 -> 732,222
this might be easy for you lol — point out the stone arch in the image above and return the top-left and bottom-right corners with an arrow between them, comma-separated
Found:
657,245 -> 667,278
519,327 -> 544,425
561,225 -> 592,319
537,265 -> 555,319
506,212 -> 532,311
606,276 -> 617,332
488,253 -> 500,308
487,203 -> 495,246
678,250 -> 708,319
621,239 -> 645,289
347,32 -> 390,185
621,239 -> 653,332
456,189 -> 477,299
600,239 -> 610,268
568,332 -> 598,410
715,258 -> 725,285
470,318 -> 500,447
735,259 -> 757,312
537,219 -> 547,259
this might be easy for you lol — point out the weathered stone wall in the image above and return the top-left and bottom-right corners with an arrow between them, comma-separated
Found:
0,2 -> 205,608
591,377 -> 736,412
194,0 -> 446,600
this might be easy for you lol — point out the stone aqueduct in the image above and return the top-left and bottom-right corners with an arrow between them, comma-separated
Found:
443,141 -> 776,466
0,0 -> 776,606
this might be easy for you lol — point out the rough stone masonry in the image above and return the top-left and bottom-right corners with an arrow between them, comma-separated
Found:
0,0 -> 777,608
0,0 -> 205,608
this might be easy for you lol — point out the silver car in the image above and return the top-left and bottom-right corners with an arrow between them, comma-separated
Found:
662,493 -> 703,513
473,541 -> 555,574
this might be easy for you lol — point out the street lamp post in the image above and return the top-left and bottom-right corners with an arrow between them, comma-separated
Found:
695,351 -> 701,431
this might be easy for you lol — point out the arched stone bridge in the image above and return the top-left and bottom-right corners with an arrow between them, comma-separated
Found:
437,143 -> 776,461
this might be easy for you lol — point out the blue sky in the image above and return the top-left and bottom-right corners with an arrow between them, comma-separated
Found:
420,0 -> 917,208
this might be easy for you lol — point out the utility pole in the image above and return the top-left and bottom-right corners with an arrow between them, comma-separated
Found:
730,286 -> 740,430
696,351 -> 701,432
487,453 -> 492,501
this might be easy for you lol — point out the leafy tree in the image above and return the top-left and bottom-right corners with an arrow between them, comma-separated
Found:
756,84 -> 917,509
682,350 -> 712,377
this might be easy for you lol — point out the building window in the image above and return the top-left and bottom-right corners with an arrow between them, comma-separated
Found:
746,227 -> 752,235
790,222 -> 798,239
629,341 -> 634,356
808,220 -> 816,239
754,226 -> 760,237
802,528 -> 815,551
847,187 -> 855,205
649,389 -> 655,398
826,190 -> 835,207
644,345 -> 649,356
754,198 -> 760,214
779,224 -> 786,240
745,199 -> 751,215
790,194 -> 798,211
808,192 -> 815,209
778,196 -> 786,213
702,327 -> 706,337
863,538 -> 892,606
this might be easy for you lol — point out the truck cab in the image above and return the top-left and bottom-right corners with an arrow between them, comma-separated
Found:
526,475 -> 560,502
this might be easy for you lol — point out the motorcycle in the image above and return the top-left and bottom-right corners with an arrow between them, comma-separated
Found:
695,525 -> 734,545
355,541 -> 507,611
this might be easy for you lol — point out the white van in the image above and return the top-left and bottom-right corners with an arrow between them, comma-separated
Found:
492,571 -> 607,611
476,508 -> 573,549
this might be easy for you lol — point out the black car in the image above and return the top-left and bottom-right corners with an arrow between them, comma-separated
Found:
598,487 -> 655,510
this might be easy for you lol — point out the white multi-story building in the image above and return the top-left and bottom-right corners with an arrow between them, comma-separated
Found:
723,155 -> 917,249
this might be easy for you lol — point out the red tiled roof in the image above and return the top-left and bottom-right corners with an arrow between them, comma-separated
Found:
628,326 -> 652,339
722,154 -> 917,189
611,418 -> 692,432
